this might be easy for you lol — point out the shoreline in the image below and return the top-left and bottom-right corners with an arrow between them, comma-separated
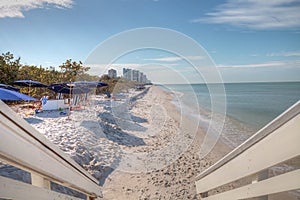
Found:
103,85 -> 300,200
1,84 -> 299,199
102,85 -> 232,199
166,85 -> 257,149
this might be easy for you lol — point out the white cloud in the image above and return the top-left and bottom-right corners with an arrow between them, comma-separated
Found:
0,0 -> 73,18
217,59 -> 300,68
144,55 -> 204,62
267,51 -> 300,57
145,56 -> 181,62
192,0 -> 300,30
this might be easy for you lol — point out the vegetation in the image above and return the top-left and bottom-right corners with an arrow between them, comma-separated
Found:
59,59 -> 91,82
0,52 -> 21,84
0,52 -> 140,97
98,74 -> 139,94
0,52 -> 98,97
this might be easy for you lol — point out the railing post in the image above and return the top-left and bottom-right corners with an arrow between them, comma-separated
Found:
31,173 -> 50,189
252,169 -> 269,200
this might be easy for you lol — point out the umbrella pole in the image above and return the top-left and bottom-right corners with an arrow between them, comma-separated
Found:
28,83 -> 31,106
68,86 -> 71,120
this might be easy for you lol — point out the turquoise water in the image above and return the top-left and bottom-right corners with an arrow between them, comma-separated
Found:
161,82 -> 300,147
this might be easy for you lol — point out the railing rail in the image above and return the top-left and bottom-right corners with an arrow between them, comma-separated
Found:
195,100 -> 300,199
0,101 -> 103,199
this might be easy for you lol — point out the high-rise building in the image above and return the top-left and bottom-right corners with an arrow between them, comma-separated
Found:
108,69 -> 117,78
139,72 -> 143,83
123,68 -> 132,80
122,67 -> 151,83
132,70 -> 139,82
141,74 -> 147,83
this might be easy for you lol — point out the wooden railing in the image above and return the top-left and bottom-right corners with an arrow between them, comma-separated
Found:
195,100 -> 300,200
0,101 -> 103,200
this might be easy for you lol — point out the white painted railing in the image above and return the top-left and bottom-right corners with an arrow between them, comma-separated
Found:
0,101 -> 103,200
195,100 -> 300,200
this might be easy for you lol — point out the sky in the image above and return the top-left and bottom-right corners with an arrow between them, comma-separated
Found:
0,0 -> 300,83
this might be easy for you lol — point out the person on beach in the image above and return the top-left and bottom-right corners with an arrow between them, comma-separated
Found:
40,95 -> 48,110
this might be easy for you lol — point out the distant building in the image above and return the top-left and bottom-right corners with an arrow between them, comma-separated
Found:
108,69 -> 117,78
122,67 -> 151,84
139,72 -> 143,83
123,68 -> 132,80
141,74 -> 147,83
132,70 -> 139,82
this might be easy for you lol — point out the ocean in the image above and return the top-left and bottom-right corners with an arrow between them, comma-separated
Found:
161,82 -> 300,147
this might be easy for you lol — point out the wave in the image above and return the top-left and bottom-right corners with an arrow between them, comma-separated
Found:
170,89 -> 256,149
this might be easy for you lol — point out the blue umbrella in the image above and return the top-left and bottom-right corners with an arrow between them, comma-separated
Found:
0,84 -> 20,92
13,80 -> 48,97
99,82 -> 108,87
13,80 -> 48,87
48,83 -> 91,94
0,88 -> 37,101
48,82 -> 98,119
73,81 -> 108,88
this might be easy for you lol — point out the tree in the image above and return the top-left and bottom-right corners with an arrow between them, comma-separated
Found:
0,52 -> 21,84
0,52 -> 106,98
59,59 -> 90,82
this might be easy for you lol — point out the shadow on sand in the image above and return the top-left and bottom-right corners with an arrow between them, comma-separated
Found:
98,112 -> 148,132
97,120 -> 146,147
23,117 -> 44,124
78,115 -> 146,185
35,110 -> 68,118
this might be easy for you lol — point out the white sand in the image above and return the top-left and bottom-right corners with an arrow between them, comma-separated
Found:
6,85 -> 227,199
101,86 -> 232,200
3,85 -> 299,200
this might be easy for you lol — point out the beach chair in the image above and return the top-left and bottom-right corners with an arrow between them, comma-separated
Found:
71,95 -> 82,111
56,93 -> 63,100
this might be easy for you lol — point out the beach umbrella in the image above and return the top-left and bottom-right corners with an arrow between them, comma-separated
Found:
73,81 -> 108,88
95,81 -> 108,87
0,84 -> 20,92
47,83 -> 92,94
48,82 -> 92,119
13,80 -> 48,97
13,80 -> 48,87
0,88 -> 37,101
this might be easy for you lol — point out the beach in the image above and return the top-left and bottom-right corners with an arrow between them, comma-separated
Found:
2,84 -> 299,199
101,86 -> 232,200
0,85 -> 231,199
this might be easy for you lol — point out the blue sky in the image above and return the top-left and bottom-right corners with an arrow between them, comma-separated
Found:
0,0 -> 300,83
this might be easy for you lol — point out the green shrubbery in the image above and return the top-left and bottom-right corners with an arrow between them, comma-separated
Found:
0,52 -> 139,97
